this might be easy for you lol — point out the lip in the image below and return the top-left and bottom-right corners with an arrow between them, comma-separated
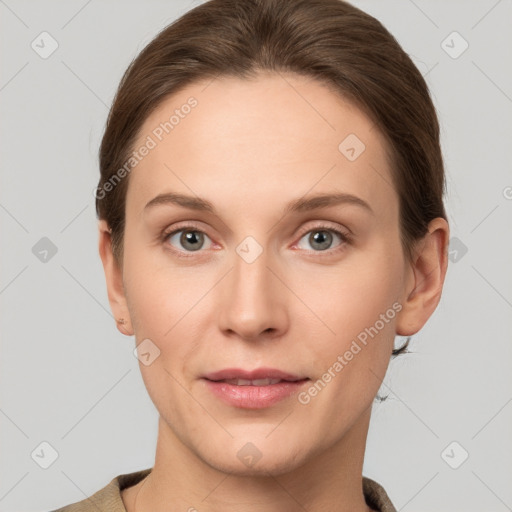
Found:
202,367 -> 310,409
203,367 -> 305,382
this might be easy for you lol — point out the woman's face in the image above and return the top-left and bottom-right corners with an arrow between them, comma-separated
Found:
112,72 -> 416,474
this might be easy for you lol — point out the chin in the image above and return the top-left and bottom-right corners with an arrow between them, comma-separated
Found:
196,436 -> 312,477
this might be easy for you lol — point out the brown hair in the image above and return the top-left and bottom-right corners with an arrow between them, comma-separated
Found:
96,0 -> 447,358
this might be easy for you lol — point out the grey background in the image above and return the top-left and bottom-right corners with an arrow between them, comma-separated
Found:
1,0 -> 511,510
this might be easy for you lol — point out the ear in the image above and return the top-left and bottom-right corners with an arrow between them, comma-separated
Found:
98,219 -> 134,336
395,217 -> 450,336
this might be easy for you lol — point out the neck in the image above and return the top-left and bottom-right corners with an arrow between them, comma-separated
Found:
129,408 -> 374,512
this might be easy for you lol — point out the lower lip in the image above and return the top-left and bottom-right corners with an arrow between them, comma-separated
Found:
203,379 -> 310,409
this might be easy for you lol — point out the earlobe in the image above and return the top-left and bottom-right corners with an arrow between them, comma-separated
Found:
395,217 -> 450,337
115,317 -> 133,336
98,220 -> 134,336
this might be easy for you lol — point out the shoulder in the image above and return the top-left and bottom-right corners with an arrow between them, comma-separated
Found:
50,468 -> 152,512
363,476 -> 397,512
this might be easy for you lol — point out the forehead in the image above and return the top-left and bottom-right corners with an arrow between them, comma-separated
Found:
126,72 -> 397,219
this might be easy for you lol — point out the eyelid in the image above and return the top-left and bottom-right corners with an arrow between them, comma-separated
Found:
294,220 -> 351,240
162,220 -> 209,236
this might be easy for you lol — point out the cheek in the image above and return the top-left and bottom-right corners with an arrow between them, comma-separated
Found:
298,251 -> 400,346
292,255 -> 403,407
122,235 -> 185,332
294,256 -> 400,432
122,244 -> 209,376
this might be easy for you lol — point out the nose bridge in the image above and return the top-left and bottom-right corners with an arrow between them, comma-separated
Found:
218,238 -> 287,339
233,244 -> 272,297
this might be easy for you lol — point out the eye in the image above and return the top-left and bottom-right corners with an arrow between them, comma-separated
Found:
161,222 -> 351,258
163,226 -> 214,254
295,225 -> 350,253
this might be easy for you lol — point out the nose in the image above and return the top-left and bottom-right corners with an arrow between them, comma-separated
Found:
217,247 -> 289,342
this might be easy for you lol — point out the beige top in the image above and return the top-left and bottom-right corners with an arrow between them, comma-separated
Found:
51,467 -> 397,512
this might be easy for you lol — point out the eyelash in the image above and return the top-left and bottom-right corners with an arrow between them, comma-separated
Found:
160,222 -> 352,259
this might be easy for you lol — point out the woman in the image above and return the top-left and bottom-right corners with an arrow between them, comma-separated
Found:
54,0 -> 449,510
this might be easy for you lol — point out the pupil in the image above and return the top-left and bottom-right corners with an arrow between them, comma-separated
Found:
182,231 -> 202,251
311,230 -> 331,251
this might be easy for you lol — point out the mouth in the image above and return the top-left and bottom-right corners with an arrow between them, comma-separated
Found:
210,377 -> 299,386
203,367 -> 307,383
201,368 -> 310,409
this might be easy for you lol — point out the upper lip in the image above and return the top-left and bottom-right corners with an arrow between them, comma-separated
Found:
203,367 -> 307,382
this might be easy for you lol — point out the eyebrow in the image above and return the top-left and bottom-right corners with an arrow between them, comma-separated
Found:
143,191 -> 374,216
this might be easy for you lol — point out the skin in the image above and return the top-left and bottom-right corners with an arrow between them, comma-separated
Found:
98,71 -> 449,512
